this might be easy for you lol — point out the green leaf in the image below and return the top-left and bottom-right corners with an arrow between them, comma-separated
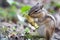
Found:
25,27 -> 30,33
20,5 -> 31,15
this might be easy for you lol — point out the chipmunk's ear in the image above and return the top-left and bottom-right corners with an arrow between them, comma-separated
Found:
36,3 -> 39,5
36,3 -> 44,9
40,5 -> 44,9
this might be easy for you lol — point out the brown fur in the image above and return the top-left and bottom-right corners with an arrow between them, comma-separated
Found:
28,3 -> 55,40
29,10 -> 55,40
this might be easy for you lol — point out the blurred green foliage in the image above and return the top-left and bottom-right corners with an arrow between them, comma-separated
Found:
8,6 -> 17,17
54,3 -> 60,8
21,5 -> 31,13
20,5 -> 31,15
0,8 -> 8,18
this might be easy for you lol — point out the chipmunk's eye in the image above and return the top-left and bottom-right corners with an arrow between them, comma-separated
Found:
35,9 -> 40,13
35,10 -> 38,12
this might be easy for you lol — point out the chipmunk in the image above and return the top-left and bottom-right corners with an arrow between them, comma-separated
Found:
28,3 -> 56,40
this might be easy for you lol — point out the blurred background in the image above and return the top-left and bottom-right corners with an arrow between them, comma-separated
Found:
0,0 -> 60,40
